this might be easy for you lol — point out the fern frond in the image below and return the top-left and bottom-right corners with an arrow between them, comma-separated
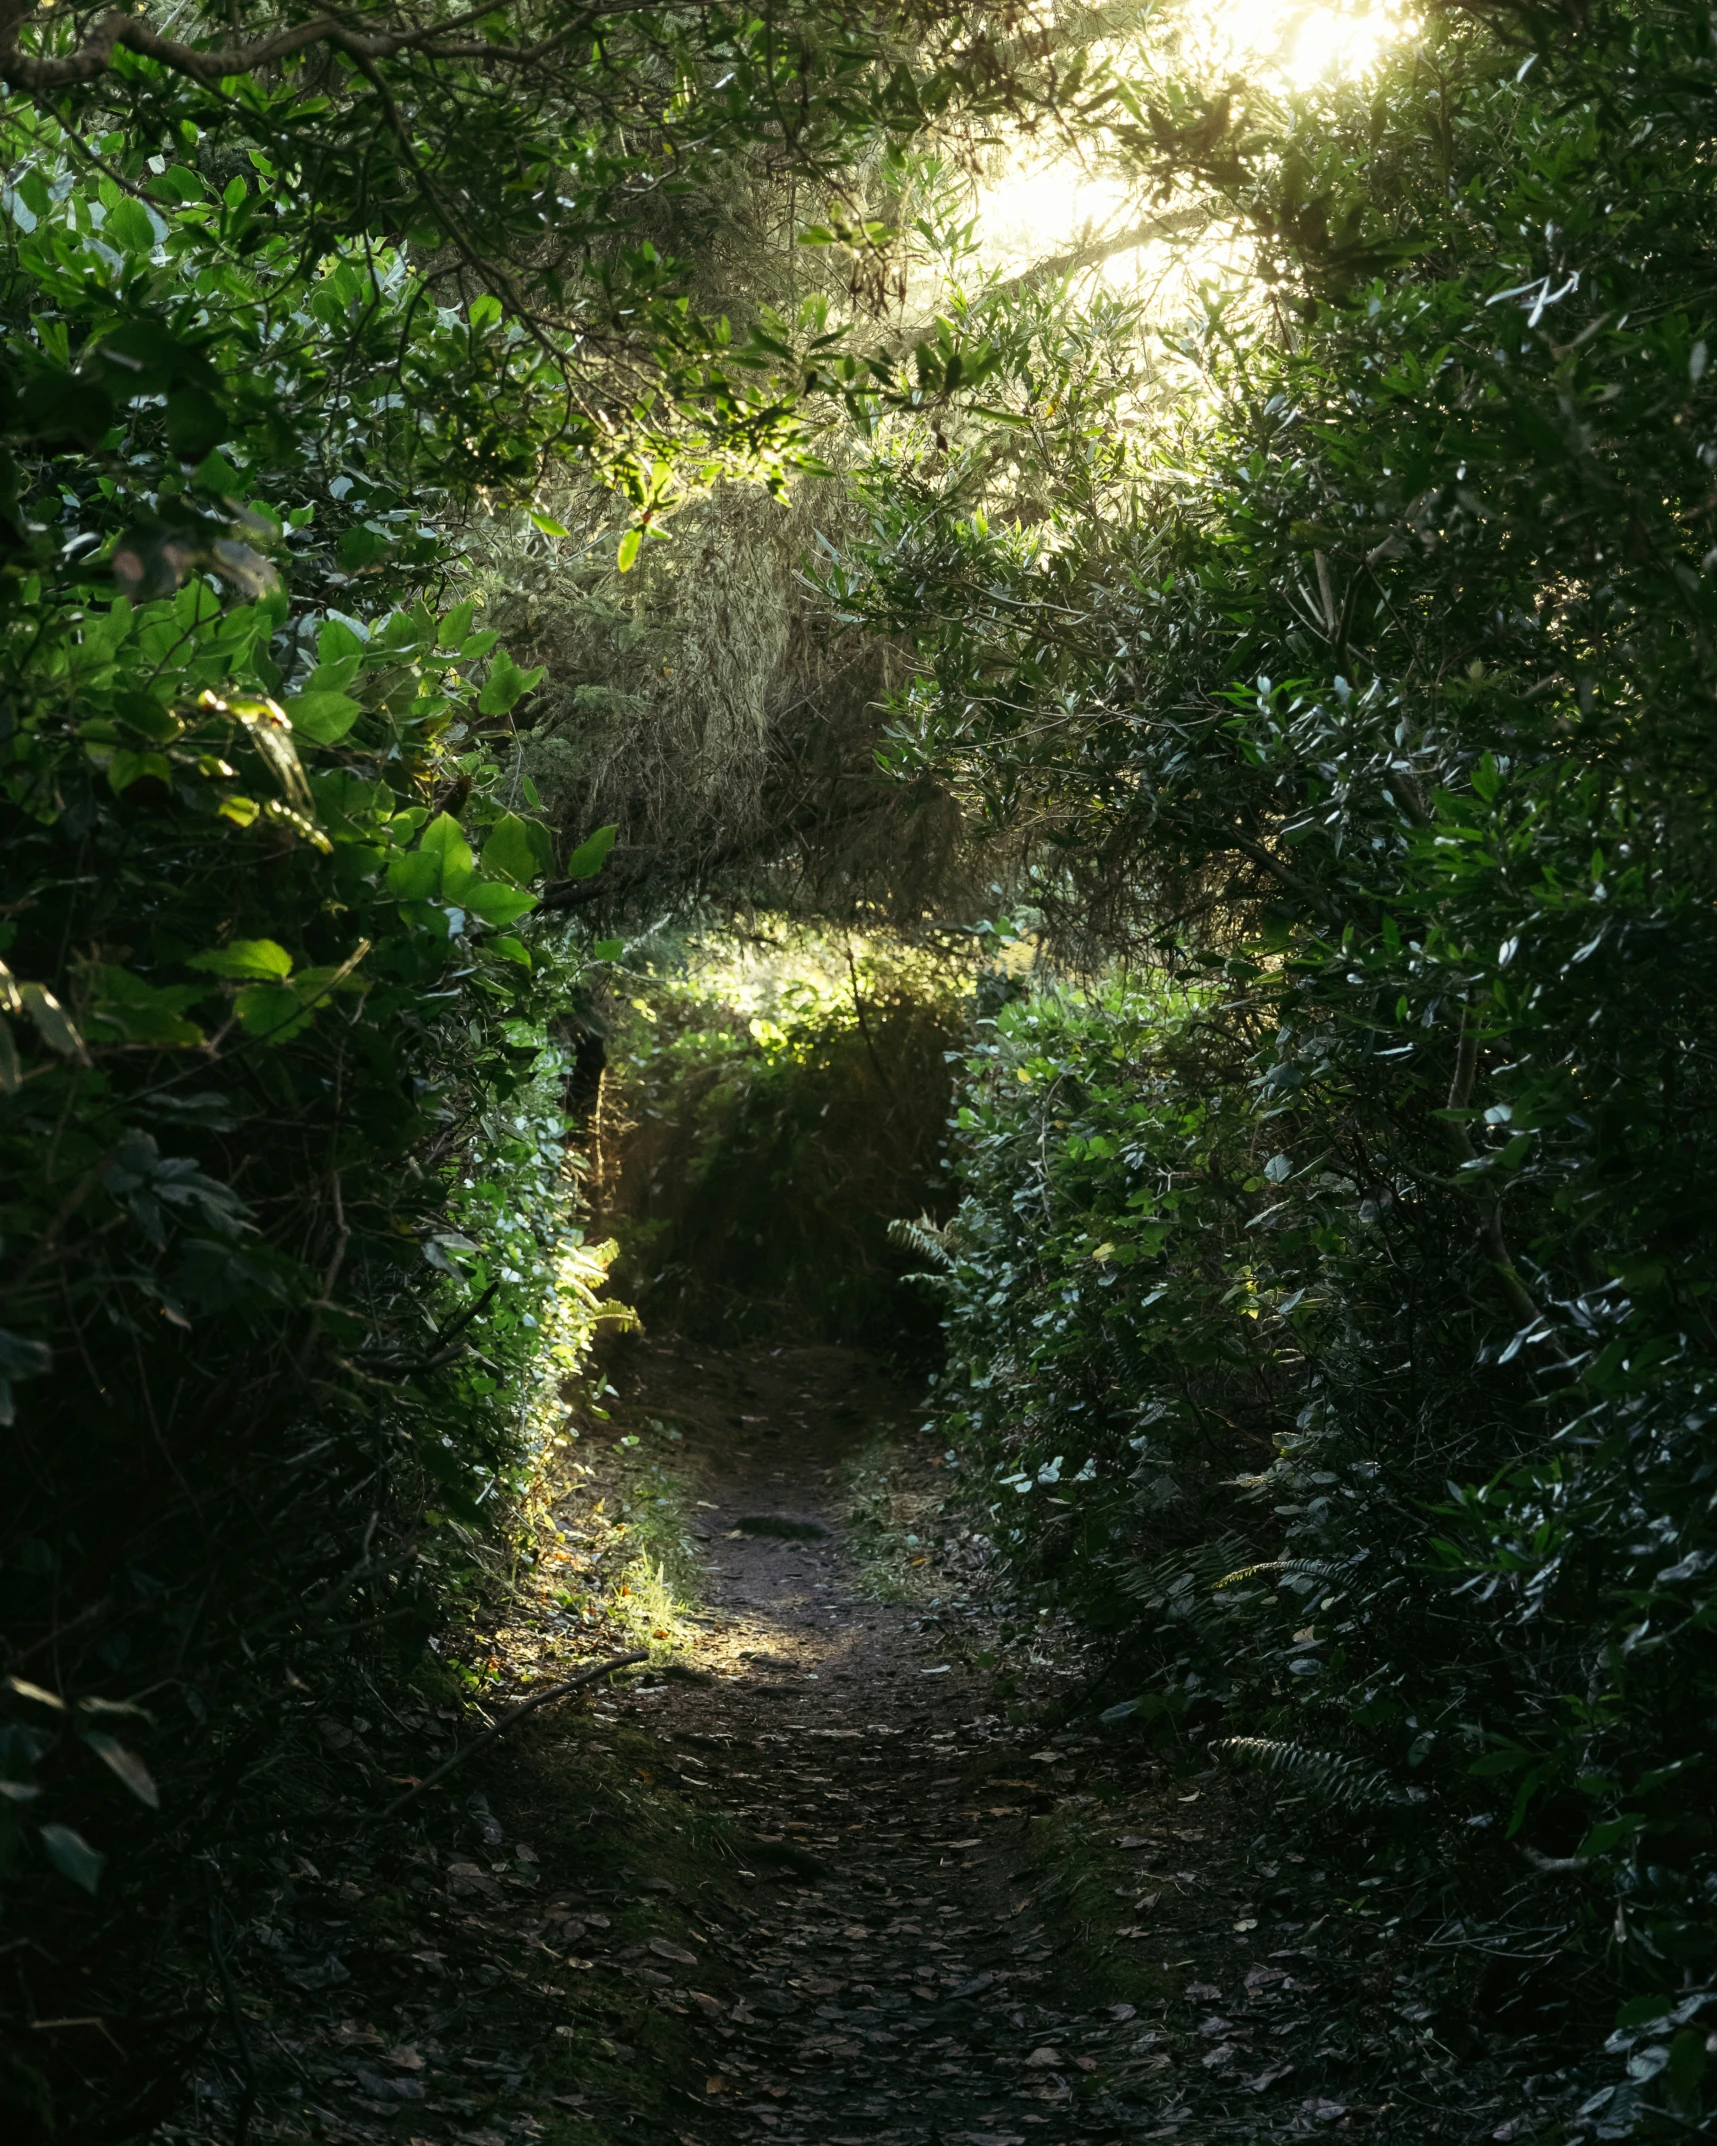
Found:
1217,1736 -> 1416,1811
1122,1532 -> 1252,1611
1214,1557 -> 1352,1590
888,1213 -> 955,1269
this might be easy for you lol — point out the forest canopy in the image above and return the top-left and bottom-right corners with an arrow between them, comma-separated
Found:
4,0 -> 1717,2138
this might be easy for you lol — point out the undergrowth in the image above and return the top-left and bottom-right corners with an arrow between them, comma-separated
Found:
602,923 -> 969,1347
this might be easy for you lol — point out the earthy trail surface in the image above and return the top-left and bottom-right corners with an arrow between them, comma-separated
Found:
598,1332 -> 1134,2146
184,1339 -> 1525,2146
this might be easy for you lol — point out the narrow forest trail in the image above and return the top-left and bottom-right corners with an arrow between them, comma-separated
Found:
201,1339 -> 1498,2146
591,1331 -> 1133,2146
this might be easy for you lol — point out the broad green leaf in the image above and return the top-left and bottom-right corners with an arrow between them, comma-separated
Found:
189,939 -> 292,981
153,165 -> 204,203
83,967 -> 205,1048
385,850 -> 440,901
463,881 -> 536,929
338,525 -> 391,572
419,812 -> 476,897
1666,2028 -> 1707,2105
107,749 -> 173,795
233,982 -> 300,1037
616,527 -> 642,573
286,691 -> 362,745
476,650 -> 545,716
20,985 -> 85,1057
563,823 -> 617,881
105,197 -> 158,254
1467,1746 -> 1536,1777
480,812 -> 553,885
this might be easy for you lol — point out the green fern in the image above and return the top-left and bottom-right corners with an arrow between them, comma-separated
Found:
888,1212 -> 956,1270
1218,1737 -> 1418,1811
1214,1557 -> 1352,1591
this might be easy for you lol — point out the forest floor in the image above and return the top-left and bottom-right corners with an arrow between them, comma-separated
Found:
168,1336 -> 1575,2146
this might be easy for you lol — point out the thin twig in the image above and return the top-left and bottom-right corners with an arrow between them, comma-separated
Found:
357,1281 -> 499,1377
381,1649 -> 648,1816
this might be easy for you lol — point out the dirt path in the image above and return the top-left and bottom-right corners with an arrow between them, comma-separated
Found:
196,1339 -> 1496,2146
591,1332 -> 1131,2146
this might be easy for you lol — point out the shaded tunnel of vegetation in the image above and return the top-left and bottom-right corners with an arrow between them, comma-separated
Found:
3,0 -> 1717,2139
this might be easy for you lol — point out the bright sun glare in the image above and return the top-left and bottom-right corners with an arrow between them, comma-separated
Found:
976,1 -> 1404,284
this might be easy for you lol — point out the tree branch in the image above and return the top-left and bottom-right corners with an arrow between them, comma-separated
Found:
380,1648 -> 649,1815
0,0 -> 692,94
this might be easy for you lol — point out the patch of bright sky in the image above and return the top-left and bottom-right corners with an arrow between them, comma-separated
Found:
976,1 -> 1407,292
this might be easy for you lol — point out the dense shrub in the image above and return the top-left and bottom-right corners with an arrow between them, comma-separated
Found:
0,104 -> 621,2138
606,930 -> 967,1345
847,3 -> 1717,2127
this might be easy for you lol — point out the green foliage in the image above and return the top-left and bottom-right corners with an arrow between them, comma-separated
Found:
0,7 -> 1118,2123
0,87 -> 631,2139
608,928 -> 968,1344
0,0 -> 1099,547
845,3 -> 1717,2126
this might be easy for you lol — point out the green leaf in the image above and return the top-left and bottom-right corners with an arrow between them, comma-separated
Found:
107,749 -> 173,795
463,881 -> 537,929
529,510 -> 571,537
19,984 -> 85,1058
82,1732 -> 160,1809
153,165 -> 205,203
476,650 -> 545,717
563,823 -> 618,881
338,524 -> 392,572
1616,1995 -> 1677,2029
189,939 -> 292,982
286,691 -> 362,745
233,982 -> 300,1037
82,967 -> 205,1048
105,197 -> 158,254
419,812 -> 476,897
480,812 -> 554,885
1578,1815 -> 1644,1856
488,935 -> 533,967
617,527 -> 642,573
592,938 -> 624,961
41,1823 -> 105,1894
385,850 -> 440,901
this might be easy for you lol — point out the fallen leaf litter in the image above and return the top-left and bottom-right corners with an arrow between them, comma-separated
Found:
159,1337 -> 1583,2146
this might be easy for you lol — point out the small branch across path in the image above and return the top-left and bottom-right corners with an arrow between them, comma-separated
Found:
380,1646 -> 647,1817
